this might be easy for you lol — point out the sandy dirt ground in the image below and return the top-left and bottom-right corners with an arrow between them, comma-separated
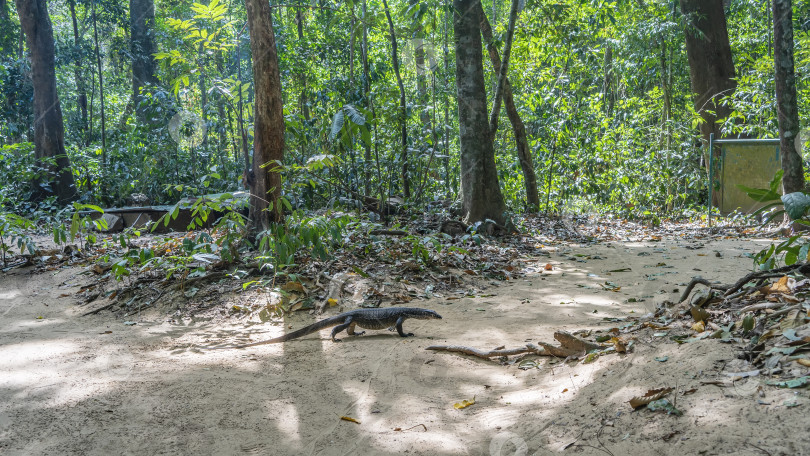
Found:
2,233 -> 809,455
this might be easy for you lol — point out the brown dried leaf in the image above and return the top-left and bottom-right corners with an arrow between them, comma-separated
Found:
629,387 -> 674,409
282,281 -> 306,293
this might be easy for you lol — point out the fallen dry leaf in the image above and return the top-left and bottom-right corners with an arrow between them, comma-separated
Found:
611,336 -> 629,353
282,281 -> 306,293
629,387 -> 674,409
453,397 -> 475,410
340,416 -> 361,424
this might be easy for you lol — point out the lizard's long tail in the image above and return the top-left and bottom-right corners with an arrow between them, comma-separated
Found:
203,314 -> 345,349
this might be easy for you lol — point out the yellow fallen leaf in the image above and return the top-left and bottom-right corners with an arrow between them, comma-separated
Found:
453,396 -> 475,409
327,298 -> 338,306
772,276 -> 790,293
611,336 -> 628,353
796,358 -> 810,368
340,416 -> 361,424
692,321 -> 705,333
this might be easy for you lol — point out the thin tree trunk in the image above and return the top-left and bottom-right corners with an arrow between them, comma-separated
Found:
476,1 -> 539,212
454,0 -> 508,226
237,36 -> 249,188
603,45 -> 613,116
296,7 -> 309,121
381,0 -> 409,197
216,54 -> 227,166
410,0 -> 431,135
198,43 -> 208,148
92,0 -> 106,184
349,4 -> 355,90
15,0 -> 77,203
443,4 -> 451,196
488,0 -> 518,133
362,0 -> 372,196
245,0 -> 285,231
68,0 -> 88,143
773,0 -> 805,195
661,40 -> 674,212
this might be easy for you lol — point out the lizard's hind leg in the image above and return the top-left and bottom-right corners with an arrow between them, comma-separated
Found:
346,322 -> 365,337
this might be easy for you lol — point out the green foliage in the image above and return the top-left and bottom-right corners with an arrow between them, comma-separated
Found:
738,169 -> 785,224
0,212 -> 36,267
255,213 -> 349,277
69,203 -> 107,250
753,234 -> 810,270
743,170 -> 810,270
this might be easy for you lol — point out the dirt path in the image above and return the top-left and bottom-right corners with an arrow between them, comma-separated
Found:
2,235 -> 808,455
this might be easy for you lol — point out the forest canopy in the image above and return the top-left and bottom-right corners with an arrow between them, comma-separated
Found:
0,0 -> 807,220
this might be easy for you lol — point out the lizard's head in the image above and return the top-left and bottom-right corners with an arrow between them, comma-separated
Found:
413,309 -> 442,320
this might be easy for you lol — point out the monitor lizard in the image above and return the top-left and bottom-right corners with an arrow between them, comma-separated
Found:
206,307 -> 442,349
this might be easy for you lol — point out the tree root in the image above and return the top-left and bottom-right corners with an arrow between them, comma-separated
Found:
426,344 -> 542,359
724,263 -> 810,297
426,331 -> 603,361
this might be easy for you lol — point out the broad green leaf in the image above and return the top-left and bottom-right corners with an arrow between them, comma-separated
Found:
781,192 -> 810,220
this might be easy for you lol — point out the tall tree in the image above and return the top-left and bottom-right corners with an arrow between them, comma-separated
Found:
476,0 -> 539,212
382,0 -> 409,197
773,0 -> 804,195
130,0 -> 158,122
454,0 -> 508,226
91,0 -> 106,176
245,0 -> 285,231
67,0 -> 88,142
15,0 -> 76,203
679,0 -> 736,147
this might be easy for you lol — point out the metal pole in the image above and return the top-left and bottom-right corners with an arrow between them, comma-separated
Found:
708,133 -> 714,229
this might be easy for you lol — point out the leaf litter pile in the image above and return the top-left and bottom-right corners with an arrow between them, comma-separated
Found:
18,210 -> 585,321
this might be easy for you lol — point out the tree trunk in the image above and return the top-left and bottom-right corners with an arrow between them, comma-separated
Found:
454,0 -> 508,226
67,0 -> 88,143
381,0 -> 409,198
215,53 -> 227,163
130,0 -> 158,122
245,0 -> 285,232
296,7 -> 310,121
773,0 -> 805,195
476,1 -> 539,212
410,0 -> 431,134
236,36 -> 249,188
603,45 -> 614,116
443,4 -> 451,196
679,0 -> 736,148
362,0 -> 372,196
15,0 -> 76,204
92,0 -> 106,180
198,43 -> 208,147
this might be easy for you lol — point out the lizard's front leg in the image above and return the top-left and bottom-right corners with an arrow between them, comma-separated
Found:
395,317 -> 414,337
